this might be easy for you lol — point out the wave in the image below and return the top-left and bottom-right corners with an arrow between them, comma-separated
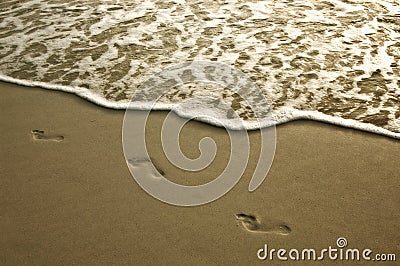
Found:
0,0 -> 399,139
1,73 -> 399,139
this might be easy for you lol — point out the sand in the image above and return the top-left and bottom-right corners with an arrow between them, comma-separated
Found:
1,81 -> 399,265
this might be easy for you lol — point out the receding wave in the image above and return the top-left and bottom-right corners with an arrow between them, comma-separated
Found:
0,0 -> 399,138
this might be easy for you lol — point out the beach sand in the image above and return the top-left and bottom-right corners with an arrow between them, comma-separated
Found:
1,81 -> 399,265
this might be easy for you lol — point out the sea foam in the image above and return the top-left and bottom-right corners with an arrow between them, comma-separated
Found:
0,0 -> 399,139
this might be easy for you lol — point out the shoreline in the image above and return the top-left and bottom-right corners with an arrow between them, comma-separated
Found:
1,81 -> 399,265
1,76 -> 399,139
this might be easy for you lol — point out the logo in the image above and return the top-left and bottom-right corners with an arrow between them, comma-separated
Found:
122,61 -> 276,206
257,237 -> 397,262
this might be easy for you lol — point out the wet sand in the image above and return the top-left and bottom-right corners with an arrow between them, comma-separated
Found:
1,81 -> 399,265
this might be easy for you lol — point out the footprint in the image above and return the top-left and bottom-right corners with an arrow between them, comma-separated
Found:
235,213 -> 291,235
31,130 -> 64,142
127,158 -> 165,178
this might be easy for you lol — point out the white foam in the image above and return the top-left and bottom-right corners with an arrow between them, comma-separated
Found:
1,74 -> 399,139
1,0 -> 399,140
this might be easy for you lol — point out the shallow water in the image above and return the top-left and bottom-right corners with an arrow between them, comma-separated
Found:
0,0 -> 399,138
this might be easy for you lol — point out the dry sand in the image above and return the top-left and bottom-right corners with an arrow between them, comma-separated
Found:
1,81 -> 399,265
